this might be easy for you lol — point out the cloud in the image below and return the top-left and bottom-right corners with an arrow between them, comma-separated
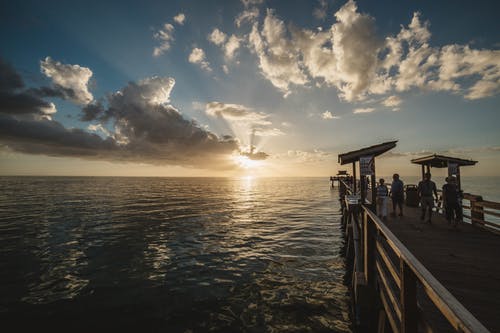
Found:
241,0 -> 500,102
208,28 -> 227,46
321,110 -> 339,119
153,23 -> 175,57
188,47 -> 212,72
313,0 -> 328,20
241,0 -> 264,8
353,107 -> 375,114
205,102 -> 270,125
235,7 -> 259,27
224,35 -> 242,60
382,95 -> 402,107
0,63 -> 240,169
248,10 -> 308,97
275,149 -> 334,163
0,58 -> 58,116
173,13 -> 185,25
40,57 -> 93,104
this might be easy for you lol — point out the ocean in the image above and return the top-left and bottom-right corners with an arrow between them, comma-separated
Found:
0,177 -> 351,333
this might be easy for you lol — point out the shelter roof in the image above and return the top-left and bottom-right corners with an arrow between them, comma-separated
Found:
411,154 -> 477,168
338,140 -> 398,165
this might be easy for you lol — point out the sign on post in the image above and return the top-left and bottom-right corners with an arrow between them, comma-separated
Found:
448,163 -> 459,176
360,156 -> 375,176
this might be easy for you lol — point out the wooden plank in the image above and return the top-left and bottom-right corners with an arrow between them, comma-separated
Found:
364,211 -> 377,288
484,210 -> 500,218
380,287 -> 401,333
476,200 -> 500,210
417,307 -> 435,333
362,206 -> 490,333
376,259 -> 402,320
400,259 -> 417,333
376,240 -> 401,288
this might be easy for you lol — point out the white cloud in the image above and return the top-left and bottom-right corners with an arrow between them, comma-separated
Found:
313,0 -> 327,20
235,8 -> 259,27
208,28 -> 227,46
173,13 -> 185,25
205,102 -> 270,125
253,127 -> 284,137
240,0 -> 500,102
40,57 -> 93,104
224,35 -> 242,60
248,10 -> 308,97
353,107 -> 375,114
321,111 -> 339,119
189,48 -> 212,72
382,95 -> 402,107
153,23 -> 175,57
241,0 -> 264,8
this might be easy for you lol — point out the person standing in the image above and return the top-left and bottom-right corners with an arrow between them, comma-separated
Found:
376,178 -> 389,221
442,176 -> 462,228
417,172 -> 438,224
390,173 -> 404,217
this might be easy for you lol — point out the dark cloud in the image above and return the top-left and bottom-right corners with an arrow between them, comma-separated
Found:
0,63 -> 240,169
0,59 -> 55,116
0,59 -> 24,91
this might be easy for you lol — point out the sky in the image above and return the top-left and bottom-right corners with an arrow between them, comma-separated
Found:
1,0 -> 499,177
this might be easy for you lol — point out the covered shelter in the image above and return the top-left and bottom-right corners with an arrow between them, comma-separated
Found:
338,140 -> 398,207
411,154 -> 477,190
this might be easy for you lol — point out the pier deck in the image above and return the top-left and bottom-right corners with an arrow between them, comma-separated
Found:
383,205 -> 500,332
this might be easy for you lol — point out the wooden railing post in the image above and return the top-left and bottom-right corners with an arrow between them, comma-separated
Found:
364,210 -> 376,288
400,259 -> 417,333
470,195 -> 484,225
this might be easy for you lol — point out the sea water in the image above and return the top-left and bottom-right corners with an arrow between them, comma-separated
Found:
0,177 -> 352,332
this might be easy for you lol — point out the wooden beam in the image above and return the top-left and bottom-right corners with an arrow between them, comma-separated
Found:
400,259 -> 417,333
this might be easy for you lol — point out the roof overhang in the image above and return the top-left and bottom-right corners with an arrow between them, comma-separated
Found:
338,140 -> 398,165
411,154 -> 477,168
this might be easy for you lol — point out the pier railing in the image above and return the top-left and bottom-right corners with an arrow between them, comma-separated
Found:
342,198 -> 490,332
461,193 -> 500,234
341,179 -> 500,234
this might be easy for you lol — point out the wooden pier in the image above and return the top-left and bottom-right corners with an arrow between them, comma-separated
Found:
337,142 -> 499,333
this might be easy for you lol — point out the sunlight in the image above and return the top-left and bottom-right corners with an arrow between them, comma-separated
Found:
232,154 -> 263,169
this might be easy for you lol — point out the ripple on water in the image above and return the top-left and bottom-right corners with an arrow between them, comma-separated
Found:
0,177 -> 352,332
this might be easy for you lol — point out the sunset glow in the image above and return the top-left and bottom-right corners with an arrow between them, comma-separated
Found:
0,0 -> 499,177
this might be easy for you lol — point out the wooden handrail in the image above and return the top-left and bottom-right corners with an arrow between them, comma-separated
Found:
362,205 -> 490,333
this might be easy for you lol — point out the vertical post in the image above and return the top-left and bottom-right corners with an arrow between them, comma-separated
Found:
371,158 -> 377,212
456,167 -> 462,191
400,259 -> 417,333
470,195 -> 484,225
364,210 -> 376,288
361,176 -> 366,204
353,162 -> 357,194
421,165 -> 425,180
426,164 -> 430,175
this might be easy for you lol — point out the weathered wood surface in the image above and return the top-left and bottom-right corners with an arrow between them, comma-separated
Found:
382,204 -> 500,332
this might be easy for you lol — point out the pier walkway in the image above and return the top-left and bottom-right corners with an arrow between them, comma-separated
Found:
383,206 -> 500,332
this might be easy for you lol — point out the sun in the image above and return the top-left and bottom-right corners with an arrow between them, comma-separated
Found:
232,155 -> 263,169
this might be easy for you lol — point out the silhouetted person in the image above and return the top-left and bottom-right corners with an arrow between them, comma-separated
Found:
442,176 -> 462,228
390,173 -> 404,217
376,178 -> 389,221
417,172 -> 438,223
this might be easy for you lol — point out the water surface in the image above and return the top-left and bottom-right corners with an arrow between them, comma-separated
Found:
0,177 -> 351,332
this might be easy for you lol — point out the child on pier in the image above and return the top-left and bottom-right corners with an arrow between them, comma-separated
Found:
376,178 -> 389,221
442,176 -> 463,228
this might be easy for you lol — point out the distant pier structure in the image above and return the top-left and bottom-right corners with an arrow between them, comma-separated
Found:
336,141 -> 499,333
330,170 -> 350,188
